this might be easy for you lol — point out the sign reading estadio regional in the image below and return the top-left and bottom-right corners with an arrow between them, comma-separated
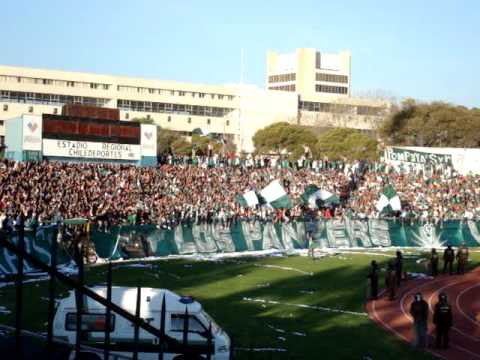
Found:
22,115 -> 43,151
42,139 -> 141,160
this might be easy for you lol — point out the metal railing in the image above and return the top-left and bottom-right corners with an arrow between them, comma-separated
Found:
0,221 -> 221,359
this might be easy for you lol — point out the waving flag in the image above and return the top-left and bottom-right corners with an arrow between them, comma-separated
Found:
376,185 -> 401,213
259,180 -> 292,209
301,185 -> 339,208
235,190 -> 259,208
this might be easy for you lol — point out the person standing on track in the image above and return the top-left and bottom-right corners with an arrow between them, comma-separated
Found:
456,243 -> 469,274
367,260 -> 379,300
430,248 -> 439,276
394,250 -> 403,287
442,244 -> 455,275
410,292 -> 429,349
433,293 -> 453,349
385,261 -> 396,300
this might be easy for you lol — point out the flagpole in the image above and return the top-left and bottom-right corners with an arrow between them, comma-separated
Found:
238,48 -> 245,155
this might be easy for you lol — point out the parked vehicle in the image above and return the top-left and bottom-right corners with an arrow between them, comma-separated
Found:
53,286 -> 231,359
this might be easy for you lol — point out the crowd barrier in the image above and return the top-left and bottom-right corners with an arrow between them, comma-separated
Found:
2,220 -> 480,274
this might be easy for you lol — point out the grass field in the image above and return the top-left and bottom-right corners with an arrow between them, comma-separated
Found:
1,249 -> 479,359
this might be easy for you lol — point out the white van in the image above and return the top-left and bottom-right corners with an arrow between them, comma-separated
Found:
53,286 -> 231,360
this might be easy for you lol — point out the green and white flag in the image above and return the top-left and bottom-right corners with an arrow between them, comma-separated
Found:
235,190 -> 259,208
260,180 -> 292,209
301,185 -> 339,208
376,185 -> 401,213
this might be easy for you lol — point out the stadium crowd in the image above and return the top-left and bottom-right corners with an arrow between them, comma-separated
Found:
0,157 -> 479,229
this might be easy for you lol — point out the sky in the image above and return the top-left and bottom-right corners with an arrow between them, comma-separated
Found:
2,0 -> 478,107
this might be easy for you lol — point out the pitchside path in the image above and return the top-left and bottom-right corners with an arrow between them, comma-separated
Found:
366,267 -> 480,360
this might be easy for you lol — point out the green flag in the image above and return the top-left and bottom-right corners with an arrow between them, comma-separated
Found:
376,185 -> 401,213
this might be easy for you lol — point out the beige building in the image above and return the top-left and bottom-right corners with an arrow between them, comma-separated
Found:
267,48 -> 388,130
0,48 -> 389,153
267,48 -> 351,97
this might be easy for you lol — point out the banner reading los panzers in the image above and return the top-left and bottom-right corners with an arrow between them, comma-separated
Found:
91,219 -> 480,259
0,226 -> 71,275
2,221 -> 480,272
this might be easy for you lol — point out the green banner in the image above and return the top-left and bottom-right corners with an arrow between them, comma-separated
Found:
0,225 -> 71,275
90,220 -> 480,259
384,147 -> 452,166
2,221 -> 480,271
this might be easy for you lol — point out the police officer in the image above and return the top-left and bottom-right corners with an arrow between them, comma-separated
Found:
367,260 -> 379,300
443,244 -> 455,275
385,261 -> 396,301
410,292 -> 429,349
456,243 -> 469,275
433,293 -> 452,349
430,248 -> 439,276
394,250 -> 403,287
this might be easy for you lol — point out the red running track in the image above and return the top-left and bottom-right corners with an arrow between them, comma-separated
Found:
366,267 -> 480,360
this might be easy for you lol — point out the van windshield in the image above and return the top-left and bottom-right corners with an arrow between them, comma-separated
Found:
200,311 -> 220,334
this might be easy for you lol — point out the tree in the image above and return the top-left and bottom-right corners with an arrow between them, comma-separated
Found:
379,100 -> 480,147
253,122 -> 318,159
157,129 -> 180,155
315,128 -> 379,161
131,117 -> 154,125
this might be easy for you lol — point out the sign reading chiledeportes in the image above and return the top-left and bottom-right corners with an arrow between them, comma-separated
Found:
42,139 -> 141,160
22,115 -> 43,151
384,147 -> 452,166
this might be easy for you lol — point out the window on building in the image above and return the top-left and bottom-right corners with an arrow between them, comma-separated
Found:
207,118 -> 211,125
90,83 -> 98,89
227,95 -> 234,101
67,81 -> 75,87
178,91 -> 186,96
268,73 -> 296,83
103,84 -> 109,90
315,84 -> 348,94
191,92 -> 196,98
17,77 -> 21,83
315,73 -> 348,84
210,94 -> 215,99
0,120 -> 4,126
28,106 -> 33,113
125,113 -> 129,120
187,117 -> 191,124
146,114 -> 151,120
218,94 -> 224,100
199,93 -> 205,98
226,120 -> 230,126
3,104 -> 7,112
53,108 -> 58,115
167,116 -> 171,122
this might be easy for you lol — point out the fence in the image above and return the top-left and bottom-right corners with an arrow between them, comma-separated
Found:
0,222 -> 220,360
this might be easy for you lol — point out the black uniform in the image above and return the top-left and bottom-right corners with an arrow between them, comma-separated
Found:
395,251 -> 403,287
433,299 -> 452,349
410,297 -> 429,349
456,245 -> 469,275
367,261 -> 379,300
443,246 -> 455,275
385,264 -> 396,300
430,249 -> 439,276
